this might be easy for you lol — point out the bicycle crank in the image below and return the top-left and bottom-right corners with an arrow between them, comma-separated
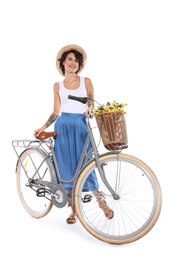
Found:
32,179 -> 68,208
51,185 -> 68,208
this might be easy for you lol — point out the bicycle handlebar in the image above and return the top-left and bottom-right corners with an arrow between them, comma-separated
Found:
68,95 -> 89,104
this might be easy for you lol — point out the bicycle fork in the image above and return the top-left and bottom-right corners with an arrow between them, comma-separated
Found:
95,158 -> 120,201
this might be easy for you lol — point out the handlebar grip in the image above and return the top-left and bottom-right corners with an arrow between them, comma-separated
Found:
68,95 -> 88,104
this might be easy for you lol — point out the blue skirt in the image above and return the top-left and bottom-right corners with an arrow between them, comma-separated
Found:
54,113 -> 99,191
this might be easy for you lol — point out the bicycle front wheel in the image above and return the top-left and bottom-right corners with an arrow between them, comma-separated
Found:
16,148 -> 53,218
74,152 -> 162,245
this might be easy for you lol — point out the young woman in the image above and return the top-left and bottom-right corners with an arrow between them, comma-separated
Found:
34,44 -> 113,224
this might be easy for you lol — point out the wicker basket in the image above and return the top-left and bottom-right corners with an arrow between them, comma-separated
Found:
95,111 -> 128,150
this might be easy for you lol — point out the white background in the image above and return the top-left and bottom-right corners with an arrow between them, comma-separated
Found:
1,0 -> 180,259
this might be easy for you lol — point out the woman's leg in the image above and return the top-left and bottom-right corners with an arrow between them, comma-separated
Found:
92,190 -> 114,219
66,190 -> 77,224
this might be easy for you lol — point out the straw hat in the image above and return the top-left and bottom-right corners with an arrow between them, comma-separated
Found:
56,44 -> 87,75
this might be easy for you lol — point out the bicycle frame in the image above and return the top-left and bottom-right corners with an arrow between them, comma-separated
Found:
12,110 -> 119,201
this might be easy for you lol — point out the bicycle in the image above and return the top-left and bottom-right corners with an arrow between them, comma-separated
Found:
12,95 -> 162,245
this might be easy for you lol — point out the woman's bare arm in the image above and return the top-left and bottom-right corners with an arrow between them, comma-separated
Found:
33,82 -> 61,137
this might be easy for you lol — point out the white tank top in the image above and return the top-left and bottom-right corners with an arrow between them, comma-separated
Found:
59,76 -> 88,114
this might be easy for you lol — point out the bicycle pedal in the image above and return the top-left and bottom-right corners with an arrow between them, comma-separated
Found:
82,194 -> 93,203
36,187 -> 47,197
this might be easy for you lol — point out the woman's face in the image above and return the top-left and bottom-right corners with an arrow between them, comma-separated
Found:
63,52 -> 79,74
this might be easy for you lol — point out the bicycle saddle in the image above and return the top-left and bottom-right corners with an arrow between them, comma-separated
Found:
37,131 -> 57,140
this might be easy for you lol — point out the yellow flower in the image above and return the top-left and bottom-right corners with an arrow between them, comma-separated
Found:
92,101 -> 127,116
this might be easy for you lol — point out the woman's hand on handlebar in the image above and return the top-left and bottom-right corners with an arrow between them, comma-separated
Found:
84,107 -> 92,117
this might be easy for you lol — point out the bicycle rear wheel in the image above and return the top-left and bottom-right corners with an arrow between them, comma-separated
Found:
16,148 -> 53,218
74,152 -> 162,245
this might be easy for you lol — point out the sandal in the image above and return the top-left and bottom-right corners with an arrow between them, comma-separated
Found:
66,213 -> 77,224
98,199 -> 114,219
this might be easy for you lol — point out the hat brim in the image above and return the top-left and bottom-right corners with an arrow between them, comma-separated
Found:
56,44 -> 87,75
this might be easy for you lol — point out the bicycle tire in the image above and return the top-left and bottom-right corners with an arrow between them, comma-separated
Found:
74,152 -> 162,245
16,148 -> 53,218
